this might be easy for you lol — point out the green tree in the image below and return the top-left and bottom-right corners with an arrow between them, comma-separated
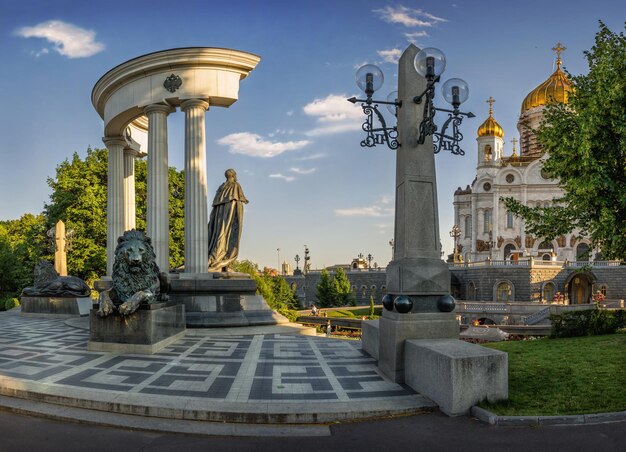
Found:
316,269 -> 334,308
331,267 -> 354,307
369,295 -> 375,318
0,214 -> 47,297
502,22 -> 626,259
231,260 -> 298,321
44,147 -> 185,282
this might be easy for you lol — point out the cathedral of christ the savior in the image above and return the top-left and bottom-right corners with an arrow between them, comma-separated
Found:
449,44 -> 625,306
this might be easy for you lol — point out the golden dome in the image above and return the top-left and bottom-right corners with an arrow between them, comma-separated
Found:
477,97 -> 504,138
520,43 -> 573,113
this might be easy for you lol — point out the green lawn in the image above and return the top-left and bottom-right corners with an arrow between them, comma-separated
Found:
481,332 -> 626,416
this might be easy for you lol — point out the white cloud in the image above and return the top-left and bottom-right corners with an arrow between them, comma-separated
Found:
303,94 -> 362,137
286,110 -> 294,116
373,6 -> 447,27
296,152 -> 327,161
377,48 -> 402,64
335,194 -> 394,217
31,47 -> 49,58
290,167 -> 316,175
217,132 -> 311,158
269,173 -> 296,182
405,31 -> 429,41
16,20 -> 105,58
334,206 -> 394,217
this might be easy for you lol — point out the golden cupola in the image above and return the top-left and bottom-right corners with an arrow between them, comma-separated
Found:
521,42 -> 572,113
477,96 -> 504,138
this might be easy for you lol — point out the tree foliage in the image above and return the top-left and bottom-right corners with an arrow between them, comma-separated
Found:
316,268 -> 355,307
0,214 -> 47,297
44,147 -> 185,283
231,260 -> 298,321
502,22 -> 626,259
331,268 -> 355,306
316,269 -> 334,308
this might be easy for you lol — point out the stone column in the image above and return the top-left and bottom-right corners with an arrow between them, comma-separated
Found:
181,99 -> 210,273
378,45 -> 458,383
493,188 -> 500,259
103,136 -> 126,276
385,45 -> 450,308
144,103 -> 173,273
123,150 -> 136,231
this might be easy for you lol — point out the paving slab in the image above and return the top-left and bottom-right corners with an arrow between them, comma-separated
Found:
0,310 -> 435,425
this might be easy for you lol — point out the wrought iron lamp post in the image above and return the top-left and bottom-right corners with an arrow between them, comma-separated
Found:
367,253 -> 374,270
294,254 -> 300,272
303,245 -> 311,275
449,224 -> 461,262
349,47 -> 474,154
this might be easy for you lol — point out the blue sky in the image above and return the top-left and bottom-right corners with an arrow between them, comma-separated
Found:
0,0 -> 624,270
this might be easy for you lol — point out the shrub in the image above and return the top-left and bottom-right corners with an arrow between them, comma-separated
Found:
550,309 -> 626,338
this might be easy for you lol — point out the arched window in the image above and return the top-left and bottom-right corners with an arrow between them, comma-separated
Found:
538,241 -> 553,251
483,210 -> 492,233
503,243 -> 516,259
496,281 -> 513,302
599,285 -> 607,297
468,282 -> 476,301
543,282 -> 555,302
506,210 -> 514,229
290,282 -> 297,291
576,243 -> 590,261
484,144 -> 492,161
464,216 -> 472,238
381,285 -> 387,295
361,285 -> 367,297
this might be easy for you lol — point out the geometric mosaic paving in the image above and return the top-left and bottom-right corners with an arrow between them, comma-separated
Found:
0,313 -> 414,402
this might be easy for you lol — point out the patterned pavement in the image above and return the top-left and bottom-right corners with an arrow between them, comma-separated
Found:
0,311 -> 418,408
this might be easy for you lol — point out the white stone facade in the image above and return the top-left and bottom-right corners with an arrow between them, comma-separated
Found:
453,120 -> 594,263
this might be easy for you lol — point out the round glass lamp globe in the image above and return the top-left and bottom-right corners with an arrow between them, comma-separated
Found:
356,64 -> 384,93
386,90 -> 399,115
442,78 -> 470,105
414,48 -> 446,78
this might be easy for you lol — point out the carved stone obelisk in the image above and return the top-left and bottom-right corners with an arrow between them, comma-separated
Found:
53,220 -> 68,276
377,45 -> 459,382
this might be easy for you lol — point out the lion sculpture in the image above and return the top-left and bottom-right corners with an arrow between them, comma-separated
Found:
21,260 -> 91,298
97,230 -> 170,317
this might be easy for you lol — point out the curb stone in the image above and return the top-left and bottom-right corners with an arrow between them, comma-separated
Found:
471,406 -> 626,427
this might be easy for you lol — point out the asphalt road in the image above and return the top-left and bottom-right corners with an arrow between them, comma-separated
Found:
0,410 -> 624,452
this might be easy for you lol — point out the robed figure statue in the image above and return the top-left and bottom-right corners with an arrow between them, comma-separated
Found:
207,169 -> 249,272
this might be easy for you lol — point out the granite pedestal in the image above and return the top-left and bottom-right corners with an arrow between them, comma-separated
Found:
20,296 -> 93,316
404,339 -> 508,416
88,302 -> 186,354
169,273 -> 289,327
377,311 -> 459,383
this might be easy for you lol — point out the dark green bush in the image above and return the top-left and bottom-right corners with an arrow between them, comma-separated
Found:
550,309 -> 626,338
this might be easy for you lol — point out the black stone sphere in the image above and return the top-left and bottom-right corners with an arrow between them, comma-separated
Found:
437,294 -> 456,312
382,294 -> 394,311
394,295 -> 413,313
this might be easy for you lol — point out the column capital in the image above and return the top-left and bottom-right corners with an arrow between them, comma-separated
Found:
144,103 -> 174,115
180,99 -> 209,112
102,136 -> 127,148
124,148 -> 146,158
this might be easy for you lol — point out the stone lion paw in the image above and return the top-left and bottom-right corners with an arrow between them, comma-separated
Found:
97,296 -> 116,318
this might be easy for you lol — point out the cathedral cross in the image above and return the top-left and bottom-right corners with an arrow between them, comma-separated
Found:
486,96 -> 495,116
552,42 -> 566,69
511,137 -> 518,155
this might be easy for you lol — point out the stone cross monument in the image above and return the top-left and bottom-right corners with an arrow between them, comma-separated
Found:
47,220 -> 70,276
